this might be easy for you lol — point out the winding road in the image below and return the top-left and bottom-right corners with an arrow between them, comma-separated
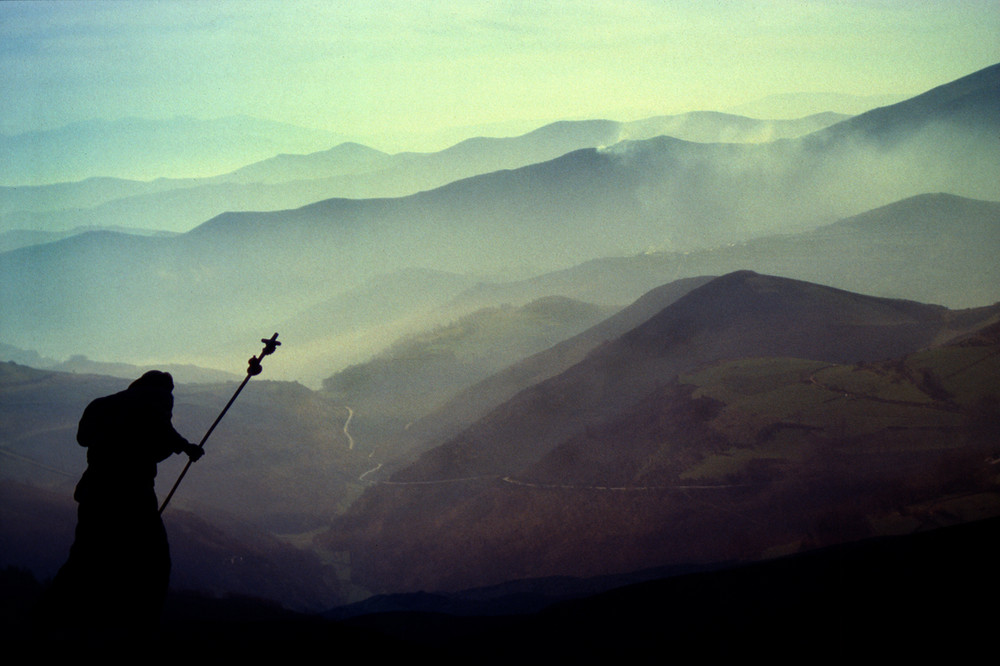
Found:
341,406 -> 355,450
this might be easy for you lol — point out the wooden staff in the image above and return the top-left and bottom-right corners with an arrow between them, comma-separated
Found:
159,333 -> 281,514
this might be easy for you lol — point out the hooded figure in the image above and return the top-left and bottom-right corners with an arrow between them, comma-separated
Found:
45,371 -> 202,635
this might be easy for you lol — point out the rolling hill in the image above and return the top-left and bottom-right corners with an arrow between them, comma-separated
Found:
320,296 -> 617,451
329,272 -> 1000,593
448,192 -> 1000,310
0,116 -> 346,186
373,276 -> 715,472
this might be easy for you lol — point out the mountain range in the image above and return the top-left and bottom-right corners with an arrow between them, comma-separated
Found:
0,115 -> 346,186
1,63 -> 999,617
2,188 -> 995,379
0,111 -> 846,239
1,63 -> 998,375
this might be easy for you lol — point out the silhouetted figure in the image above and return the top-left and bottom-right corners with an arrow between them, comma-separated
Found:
44,371 -> 202,638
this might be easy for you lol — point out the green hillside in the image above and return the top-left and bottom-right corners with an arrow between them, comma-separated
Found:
680,339 -> 999,476
321,297 -> 615,448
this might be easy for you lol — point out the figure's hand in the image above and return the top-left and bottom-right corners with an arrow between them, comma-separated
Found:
185,443 -> 204,462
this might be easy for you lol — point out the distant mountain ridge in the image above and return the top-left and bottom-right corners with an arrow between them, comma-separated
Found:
0,115 -> 347,186
0,110 -> 848,236
211,142 -> 393,185
4,64 -> 995,239
446,192 -> 1000,311
728,91 -> 909,118
812,62 -> 1000,143
2,65 -> 997,376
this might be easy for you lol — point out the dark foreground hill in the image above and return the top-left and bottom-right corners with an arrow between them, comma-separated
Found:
6,514 -> 997,660
335,515 -> 1000,662
0,480 -> 342,613
329,272 -> 1000,594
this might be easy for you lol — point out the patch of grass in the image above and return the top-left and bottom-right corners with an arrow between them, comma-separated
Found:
908,347 -> 1000,403
675,343 -> 998,480
683,358 -> 826,403
812,364 -> 931,404
680,434 -> 807,481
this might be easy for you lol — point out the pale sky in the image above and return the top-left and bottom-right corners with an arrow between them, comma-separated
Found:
2,0 -> 998,151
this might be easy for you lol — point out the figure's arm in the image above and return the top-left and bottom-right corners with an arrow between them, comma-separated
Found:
179,440 -> 204,462
168,422 -> 205,462
152,420 -> 203,462
167,430 -> 204,462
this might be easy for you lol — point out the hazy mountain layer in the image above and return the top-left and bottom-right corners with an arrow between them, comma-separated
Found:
0,225 -> 177,254
451,192 -> 999,311
0,112 -> 847,236
3,185 -> 997,379
267,268 -> 484,386
0,177 -> 189,217
330,272 -> 1000,593
320,296 -> 616,452
2,184 -> 997,381
0,116 -> 346,186
2,64 -> 995,372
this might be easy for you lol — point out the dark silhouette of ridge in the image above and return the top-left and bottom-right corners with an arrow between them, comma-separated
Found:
7,514 -> 995,659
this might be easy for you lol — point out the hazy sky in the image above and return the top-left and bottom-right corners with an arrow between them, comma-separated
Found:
2,0 -> 997,151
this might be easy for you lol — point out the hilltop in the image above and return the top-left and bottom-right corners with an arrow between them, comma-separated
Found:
331,272 -> 1000,593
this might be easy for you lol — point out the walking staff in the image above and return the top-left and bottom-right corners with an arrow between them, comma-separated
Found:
158,333 -> 281,514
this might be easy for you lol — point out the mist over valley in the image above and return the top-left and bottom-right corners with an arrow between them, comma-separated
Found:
2,64 -> 998,378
